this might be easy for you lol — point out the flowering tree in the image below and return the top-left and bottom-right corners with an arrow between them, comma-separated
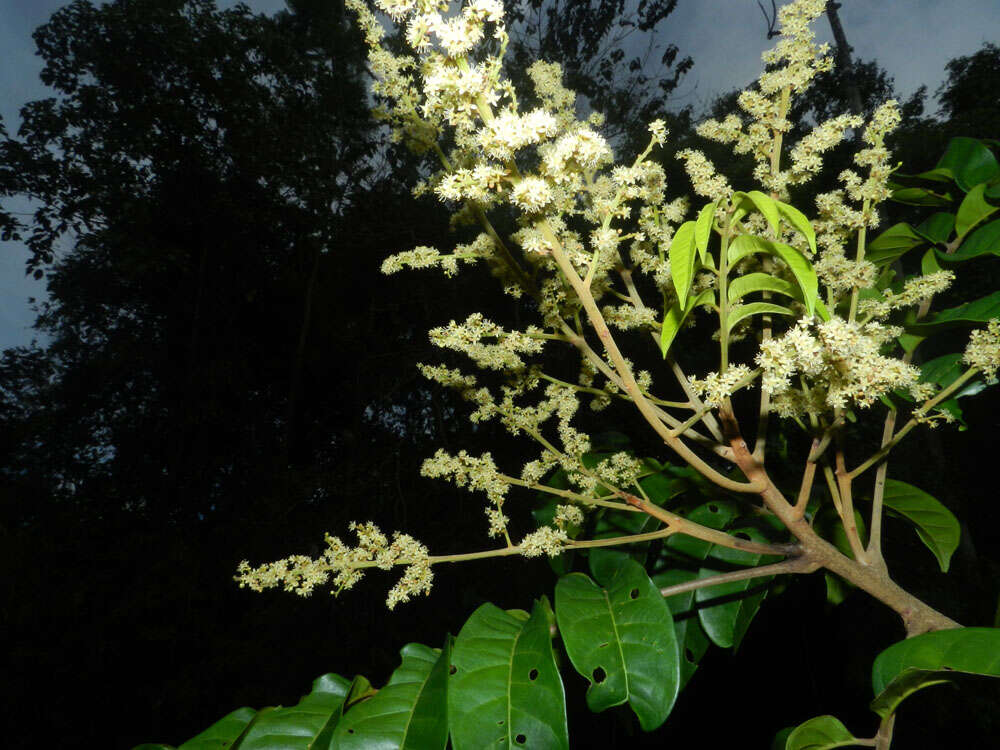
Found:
147,1 -> 1000,747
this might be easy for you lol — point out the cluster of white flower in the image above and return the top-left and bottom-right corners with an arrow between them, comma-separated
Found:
692,0 -> 833,194
554,503 -> 585,530
676,149 -> 732,202
964,319 -> 1000,380
519,526 -> 569,557
859,271 -> 956,320
421,448 -> 509,504
236,522 -> 432,609
594,452 -> 644,488
690,365 -> 756,408
756,319 -> 923,415
429,313 -> 545,370
602,303 -> 659,331
381,233 -> 495,276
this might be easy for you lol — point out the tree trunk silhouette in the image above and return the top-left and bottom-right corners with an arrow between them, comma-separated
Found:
826,1 -> 865,138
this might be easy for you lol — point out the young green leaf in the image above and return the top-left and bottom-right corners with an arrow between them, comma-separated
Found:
660,288 -> 714,357
727,302 -> 794,332
955,183 -> 998,239
670,220 -> 698,308
782,715 -> 858,750
881,480 -> 960,572
776,199 -> 817,255
746,190 -> 781,234
871,628 -> 1000,718
449,600 -> 568,750
727,236 -> 818,315
890,186 -> 953,206
695,201 -> 717,263
728,273 -> 800,304
555,559 -> 679,731
333,642 -> 450,749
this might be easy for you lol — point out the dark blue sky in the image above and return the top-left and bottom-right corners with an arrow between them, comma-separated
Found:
1,0 -> 998,350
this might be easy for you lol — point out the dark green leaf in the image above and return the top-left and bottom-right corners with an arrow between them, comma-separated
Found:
871,628 -> 1000,717
176,708 -> 258,750
915,212 -> 955,244
695,527 -> 779,650
555,560 -> 679,730
890,187 -> 953,206
866,223 -> 925,266
448,600 -> 567,749
670,220 -> 698,308
784,715 -> 859,749
935,137 -> 1000,192
955,184 -> 998,238
587,506 -> 659,582
908,290 -> 1000,333
881,480 -> 960,572
234,674 -> 352,749
654,567 -> 711,689
333,642 -> 449,749
946,218 -> 1000,261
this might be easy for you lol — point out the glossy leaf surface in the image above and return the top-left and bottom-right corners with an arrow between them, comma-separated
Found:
448,600 -> 567,749
176,708 -> 259,750
555,559 -> 679,730
333,643 -> 449,750
882,480 -> 960,572
783,715 -> 858,749
955,183 -> 998,238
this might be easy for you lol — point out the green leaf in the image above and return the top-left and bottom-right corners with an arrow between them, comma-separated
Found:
776,200 -> 817,255
955,183 -> 998,239
784,715 -> 859,749
555,559 -> 679,731
727,302 -> 794,332
587,507 -> 659,582
881,480 -> 960,573
728,273 -> 800,304
824,573 -> 851,607
236,674 -> 352,750
176,708 -> 259,750
695,527 -> 779,650
866,223 -> 925,265
921,247 -> 942,276
695,202 -> 717,263
746,190 -> 781,234
871,628 -> 1000,718
660,288 -> 714,357
333,642 -> 450,749
947,218 -> 1000,261
654,567 -> 712,689
908,290 -> 1000,333
133,745 -> 176,750
890,186 -> 953,206
448,600 -> 567,750
935,137 -> 1000,192
727,235 -> 818,315
915,212 -> 955,244
670,220 -> 698,308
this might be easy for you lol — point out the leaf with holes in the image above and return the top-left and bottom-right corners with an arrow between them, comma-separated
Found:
782,715 -> 858,749
669,220 -> 698,308
695,527 -> 781,650
871,628 -> 1000,718
448,600 -> 567,750
333,642 -> 450,749
955,183 -> 998,239
172,708 -> 259,750
881,480 -> 960,573
555,559 -> 679,730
